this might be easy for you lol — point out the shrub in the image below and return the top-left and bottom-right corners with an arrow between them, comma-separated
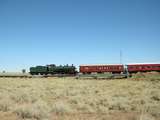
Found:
10,92 -> 37,103
51,102 -> 72,114
132,72 -> 145,79
0,99 -> 13,112
13,100 -> 50,120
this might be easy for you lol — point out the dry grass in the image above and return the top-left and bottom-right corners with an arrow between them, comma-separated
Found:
0,74 -> 159,120
13,100 -> 50,120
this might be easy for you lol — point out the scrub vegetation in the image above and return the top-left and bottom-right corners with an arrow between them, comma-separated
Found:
0,72 -> 159,120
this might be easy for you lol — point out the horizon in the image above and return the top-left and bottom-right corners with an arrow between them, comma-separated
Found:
0,0 -> 160,72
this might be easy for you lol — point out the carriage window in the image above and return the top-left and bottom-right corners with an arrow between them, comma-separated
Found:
85,67 -> 89,70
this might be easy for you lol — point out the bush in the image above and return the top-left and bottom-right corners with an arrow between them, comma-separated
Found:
0,99 -> 13,112
51,102 -> 72,114
10,92 -> 37,103
131,72 -> 145,79
13,100 -> 50,120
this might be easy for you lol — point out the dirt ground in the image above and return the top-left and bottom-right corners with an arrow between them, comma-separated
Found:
0,111 -> 157,120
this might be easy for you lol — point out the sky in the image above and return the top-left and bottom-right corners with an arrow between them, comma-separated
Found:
0,0 -> 160,72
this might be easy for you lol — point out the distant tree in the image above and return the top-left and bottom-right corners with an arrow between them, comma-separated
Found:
22,69 -> 26,74
2,71 -> 5,73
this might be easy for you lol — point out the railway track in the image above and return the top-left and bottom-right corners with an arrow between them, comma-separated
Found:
0,73 -> 76,78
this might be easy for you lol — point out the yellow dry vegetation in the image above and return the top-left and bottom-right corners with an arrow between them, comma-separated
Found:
0,76 -> 159,120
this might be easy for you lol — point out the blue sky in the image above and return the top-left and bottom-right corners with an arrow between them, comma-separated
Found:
0,0 -> 160,72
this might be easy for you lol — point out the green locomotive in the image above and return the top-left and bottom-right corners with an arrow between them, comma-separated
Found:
30,64 -> 77,75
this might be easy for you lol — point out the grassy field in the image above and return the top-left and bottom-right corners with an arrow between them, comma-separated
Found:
0,73 -> 160,120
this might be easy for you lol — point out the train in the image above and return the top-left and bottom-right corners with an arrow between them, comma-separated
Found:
29,63 -> 160,76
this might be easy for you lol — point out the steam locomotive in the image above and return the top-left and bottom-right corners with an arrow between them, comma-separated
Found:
30,64 -> 77,75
